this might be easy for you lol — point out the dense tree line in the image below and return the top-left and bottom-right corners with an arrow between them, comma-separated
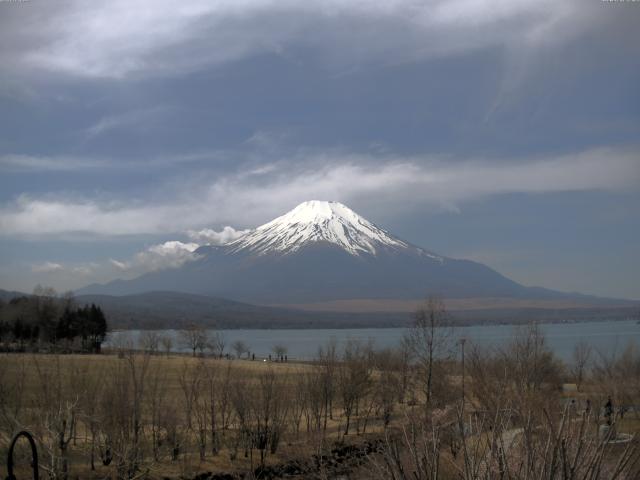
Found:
0,286 -> 107,352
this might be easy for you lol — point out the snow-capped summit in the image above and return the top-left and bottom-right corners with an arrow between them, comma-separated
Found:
228,200 -> 421,256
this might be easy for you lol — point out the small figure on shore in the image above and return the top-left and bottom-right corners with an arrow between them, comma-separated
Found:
605,397 -> 613,426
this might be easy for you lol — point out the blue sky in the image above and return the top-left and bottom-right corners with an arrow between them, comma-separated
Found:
0,0 -> 639,299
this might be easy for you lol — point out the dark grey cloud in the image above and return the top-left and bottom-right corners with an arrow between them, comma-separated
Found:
0,1 -> 608,79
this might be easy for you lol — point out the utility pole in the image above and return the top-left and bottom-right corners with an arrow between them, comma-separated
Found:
460,337 -> 467,408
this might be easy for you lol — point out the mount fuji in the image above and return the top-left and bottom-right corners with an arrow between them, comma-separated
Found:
77,201 -> 601,306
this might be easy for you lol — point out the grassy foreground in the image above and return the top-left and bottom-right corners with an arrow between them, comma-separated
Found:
0,352 -> 388,479
2,323 -> 640,480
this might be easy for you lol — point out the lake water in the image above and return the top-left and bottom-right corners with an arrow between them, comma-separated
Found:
106,320 -> 640,363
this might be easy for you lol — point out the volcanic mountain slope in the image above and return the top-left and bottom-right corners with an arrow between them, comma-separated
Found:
78,201 -> 597,305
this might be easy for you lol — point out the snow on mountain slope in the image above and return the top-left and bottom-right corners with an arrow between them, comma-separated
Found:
227,200 -> 441,258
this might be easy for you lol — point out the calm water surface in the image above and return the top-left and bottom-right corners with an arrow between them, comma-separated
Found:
106,320 -> 640,363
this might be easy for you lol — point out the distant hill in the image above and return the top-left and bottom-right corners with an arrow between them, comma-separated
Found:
75,291 -> 640,329
0,289 -> 26,302
74,291 -> 409,329
2,289 -> 637,329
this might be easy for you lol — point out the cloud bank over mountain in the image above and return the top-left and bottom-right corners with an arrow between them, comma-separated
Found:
1,147 -> 637,237
187,226 -> 250,246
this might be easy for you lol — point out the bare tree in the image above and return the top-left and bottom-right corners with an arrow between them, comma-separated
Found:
230,375 -> 251,460
337,338 -> 372,435
159,405 -> 182,462
372,348 -> 402,429
373,332 -> 640,480
272,344 -> 287,360
207,331 -> 226,358
592,342 -> 640,421
374,402 -> 640,480
0,353 -> 27,435
138,331 -> 160,354
397,337 -> 413,404
179,324 -> 208,357
77,360 -> 106,472
250,368 -> 290,465
468,324 -> 562,420
507,322 -> 563,396
160,335 -> 173,356
217,363 -> 235,435
124,351 -> 151,477
289,373 -> 308,437
112,331 -> 134,358
178,359 -> 202,431
406,295 -> 453,409
232,339 -> 250,359
318,338 -> 338,430
32,355 -> 77,480
189,362 -> 209,460
204,362 -> 221,455
147,359 -> 169,462
571,340 -> 592,391
303,368 -> 324,433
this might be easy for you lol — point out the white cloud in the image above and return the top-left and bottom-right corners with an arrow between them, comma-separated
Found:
109,259 -> 130,271
0,196 -> 182,235
31,261 -> 96,275
0,150 -> 228,173
110,241 -> 200,274
187,226 -> 249,245
4,0 -> 600,79
0,147 -> 638,237
32,262 -> 64,273
109,232 -> 245,276
85,106 -> 170,138
0,154 -> 109,172
144,240 -> 199,255
71,264 -> 97,276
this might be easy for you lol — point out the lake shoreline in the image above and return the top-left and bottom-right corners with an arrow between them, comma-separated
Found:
107,314 -> 639,332
106,319 -> 640,363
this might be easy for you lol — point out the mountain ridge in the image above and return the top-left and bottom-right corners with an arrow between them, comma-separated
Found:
76,201 -> 634,308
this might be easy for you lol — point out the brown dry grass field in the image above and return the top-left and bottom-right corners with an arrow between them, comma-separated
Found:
0,352 -> 393,479
2,344 -> 639,480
